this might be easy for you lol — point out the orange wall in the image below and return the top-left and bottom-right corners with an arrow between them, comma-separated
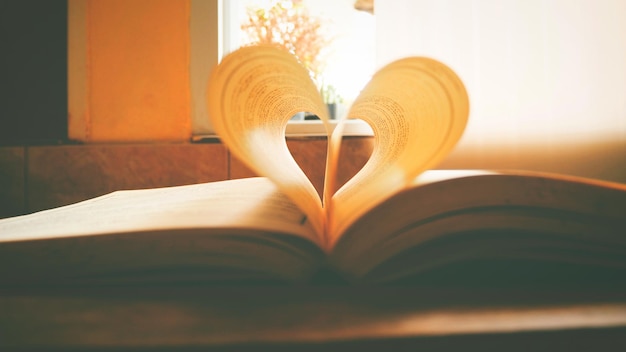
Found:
74,0 -> 191,141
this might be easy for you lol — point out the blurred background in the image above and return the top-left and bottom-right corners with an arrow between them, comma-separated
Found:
1,0 -> 625,217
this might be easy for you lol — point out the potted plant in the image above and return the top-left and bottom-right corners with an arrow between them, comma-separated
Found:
320,83 -> 342,119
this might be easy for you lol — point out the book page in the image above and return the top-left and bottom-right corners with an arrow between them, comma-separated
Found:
0,178 -> 319,246
329,170 -> 626,282
328,57 -> 470,242
207,45 -> 331,239
0,178 -> 325,284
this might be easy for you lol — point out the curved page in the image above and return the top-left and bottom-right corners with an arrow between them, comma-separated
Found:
0,178 -> 323,284
207,45 -> 331,238
329,171 -> 626,282
0,178 -> 319,244
329,57 -> 469,242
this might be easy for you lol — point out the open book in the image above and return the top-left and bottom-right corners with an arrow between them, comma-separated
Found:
1,45 -> 625,286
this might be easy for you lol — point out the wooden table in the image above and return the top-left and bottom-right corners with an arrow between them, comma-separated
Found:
2,286 -> 626,351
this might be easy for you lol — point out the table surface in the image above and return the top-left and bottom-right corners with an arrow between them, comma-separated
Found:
2,285 -> 626,350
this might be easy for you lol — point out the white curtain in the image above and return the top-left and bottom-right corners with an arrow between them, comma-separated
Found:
377,0 -> 626,144
376,0 -> 626,181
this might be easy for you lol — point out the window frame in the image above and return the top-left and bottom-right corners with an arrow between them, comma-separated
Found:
192,0 -> 373,139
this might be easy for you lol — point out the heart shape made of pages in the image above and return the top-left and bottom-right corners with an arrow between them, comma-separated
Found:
207,45 -> 469,245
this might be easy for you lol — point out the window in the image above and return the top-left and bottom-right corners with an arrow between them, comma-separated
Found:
209,0 -> 626,148
194,0 -> 376,137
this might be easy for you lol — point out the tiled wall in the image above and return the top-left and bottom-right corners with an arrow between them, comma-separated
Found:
2,137 -> 625,219
0,137 -> 374,218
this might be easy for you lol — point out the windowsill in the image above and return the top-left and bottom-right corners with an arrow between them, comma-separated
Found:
191,119 -> 374,142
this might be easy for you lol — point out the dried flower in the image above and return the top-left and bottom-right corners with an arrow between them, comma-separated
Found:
241,0 -> 332,82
